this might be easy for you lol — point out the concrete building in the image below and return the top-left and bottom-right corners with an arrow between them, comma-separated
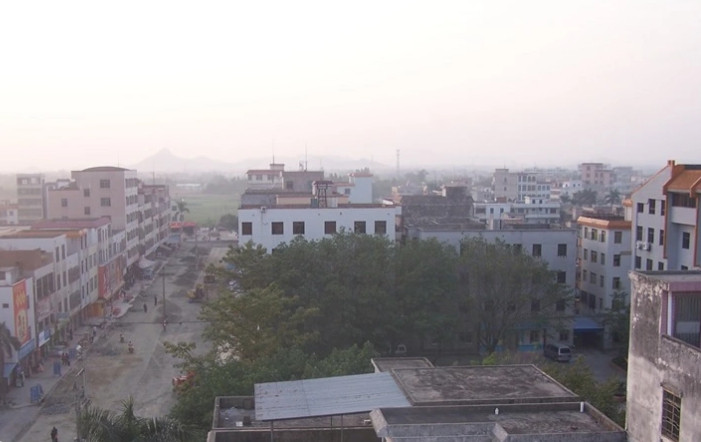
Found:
577,215 -> 632,312
626,271 -> 701,442
208,360 -> 626,442
45,166 -> 141,273
16,173 -> 45,224
137,183 -> 172,259
474,198 -> 561,226
630,160 -> 701,272
579,163 -> 614,193
0,201 -> 19,225
238,204 -> 399,252
0,250 -> 52,381
493,169 -> 551,202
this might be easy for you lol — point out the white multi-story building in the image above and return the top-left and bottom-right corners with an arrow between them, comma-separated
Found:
493,169 -> 551,202
577,215 -> 632,313
630,160 -> 701,272
474,198 -> 561,226
16,173 -> 45,224
238,204 -> 399,252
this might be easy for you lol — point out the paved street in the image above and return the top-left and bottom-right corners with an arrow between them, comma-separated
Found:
0,241 -> 227,442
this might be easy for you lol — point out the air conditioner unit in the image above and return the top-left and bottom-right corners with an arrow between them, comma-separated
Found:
636,241 -> 650,251
642,243 -> 651,251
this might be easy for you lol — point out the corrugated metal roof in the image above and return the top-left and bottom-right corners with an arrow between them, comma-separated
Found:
254,372 -> 410,421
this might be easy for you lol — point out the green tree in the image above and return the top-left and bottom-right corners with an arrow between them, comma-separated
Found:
0,323 -> 20,399
78,396 -> 198,441
571,189 -> 598,206
458,238 -> 569,354
173,199 -> 190,222
604,189 -> 621,207
218,213 -> 238,230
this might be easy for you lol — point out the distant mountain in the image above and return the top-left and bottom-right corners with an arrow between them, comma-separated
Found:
130,149 -> 391,175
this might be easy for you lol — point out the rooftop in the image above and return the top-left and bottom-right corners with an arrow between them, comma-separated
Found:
391,365 -> 578,406
32,218 -> 110,229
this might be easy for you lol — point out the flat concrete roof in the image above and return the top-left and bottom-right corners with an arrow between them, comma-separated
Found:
391,365 -> 578,406
371,403 -> 626,441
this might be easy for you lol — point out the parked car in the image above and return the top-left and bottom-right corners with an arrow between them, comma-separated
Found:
544,343 -> 572,362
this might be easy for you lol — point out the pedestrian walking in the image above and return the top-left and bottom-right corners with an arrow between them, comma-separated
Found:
143,303 -> 148,313
154,295 -> 158,306
50,426 -> 58,441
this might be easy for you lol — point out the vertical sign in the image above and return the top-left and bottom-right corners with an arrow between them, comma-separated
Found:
12,279 -> 29,345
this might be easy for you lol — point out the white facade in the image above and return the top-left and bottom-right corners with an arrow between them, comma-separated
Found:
631,160 -> 701,272
577,216 -> 632,313
473,199 -> 560,226
238,205 -> 399,252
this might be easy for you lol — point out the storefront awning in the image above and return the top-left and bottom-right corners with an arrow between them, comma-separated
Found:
573,316 -> 604,331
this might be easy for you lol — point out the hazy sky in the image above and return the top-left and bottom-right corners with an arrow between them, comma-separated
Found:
1,1 -> 699,173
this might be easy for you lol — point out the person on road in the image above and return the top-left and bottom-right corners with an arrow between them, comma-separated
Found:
154,295 -> 158,306
143,303 -> 148,313
50,426 -> 58,441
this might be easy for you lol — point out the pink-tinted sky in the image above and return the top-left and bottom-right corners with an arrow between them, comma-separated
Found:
1,0 -> 700,172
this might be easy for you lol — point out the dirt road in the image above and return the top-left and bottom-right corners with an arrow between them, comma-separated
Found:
18,243 -> 220,442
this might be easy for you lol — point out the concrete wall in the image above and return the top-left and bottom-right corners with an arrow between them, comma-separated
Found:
208,428 -> 378,442
627,271 -> 701,442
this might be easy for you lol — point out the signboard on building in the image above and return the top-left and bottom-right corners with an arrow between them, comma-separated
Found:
12,279 -> 30,345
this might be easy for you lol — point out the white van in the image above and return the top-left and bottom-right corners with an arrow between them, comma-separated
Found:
544,343 -> 572,362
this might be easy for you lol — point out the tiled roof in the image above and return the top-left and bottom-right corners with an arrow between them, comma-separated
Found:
666,168 -> 701,193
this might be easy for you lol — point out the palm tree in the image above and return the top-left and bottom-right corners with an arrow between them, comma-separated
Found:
604,189 -> 621,207
0,322 -> 20,400
174,199 -> 190,222
78,396 -> 197,441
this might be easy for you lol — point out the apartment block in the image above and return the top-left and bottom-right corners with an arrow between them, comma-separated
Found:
579,163 -> 614,193
630,160 -> 701,272
16,173 -> 45,223
627,271 -> 701,442
493,168 -> 551,202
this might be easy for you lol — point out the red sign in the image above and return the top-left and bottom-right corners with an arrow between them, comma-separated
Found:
12,280 -> 29,345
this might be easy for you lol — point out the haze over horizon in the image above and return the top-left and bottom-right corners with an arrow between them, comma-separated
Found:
1,1 -> 699,173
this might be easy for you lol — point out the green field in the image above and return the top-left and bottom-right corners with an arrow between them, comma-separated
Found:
178,193 -> 240,227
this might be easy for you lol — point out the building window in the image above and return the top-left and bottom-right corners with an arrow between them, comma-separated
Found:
532,243 -> 542,257
292,221 -> 305,235
590,251 -> 598,263
583,249 -> 588,260
529,329 -> 540,343
647,227 -> 655,243
354,221 -> 366,234
672,293 -> 700,347
324,221 -> 336,234
557,244 -> 567,257
661,389 -> 682,441
635,256 -> 641,269
682,232 -> 690,249
99,179 -> 110,189
83,188 -> 90,197
241,222 -> 252,235
658,262 -> 665,271
614,231 -> 622,244
100,197 -> 111,207
613,254 -> 621,267
374,220 -> 387,235
582,269 -> 588,281
84,207 -> 90,215
599,275 -> 604,287
646,259 -> 653,271
648,199 -> 656,214
61,198 -> 68,207
635,226 -> 643,241
612,277 -> 621,290
600,253 -> 605,265
271,222 -> 283,235
556,271 -> 566,284
583,227 -> 589,238
636,202 -> 644,213
590,272 -> 596,284
661,200 -> 666,216
600,231 -> 606,242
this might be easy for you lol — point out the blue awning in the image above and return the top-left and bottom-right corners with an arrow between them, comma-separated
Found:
3,362 -> 17,377
573,316 -> 603,331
